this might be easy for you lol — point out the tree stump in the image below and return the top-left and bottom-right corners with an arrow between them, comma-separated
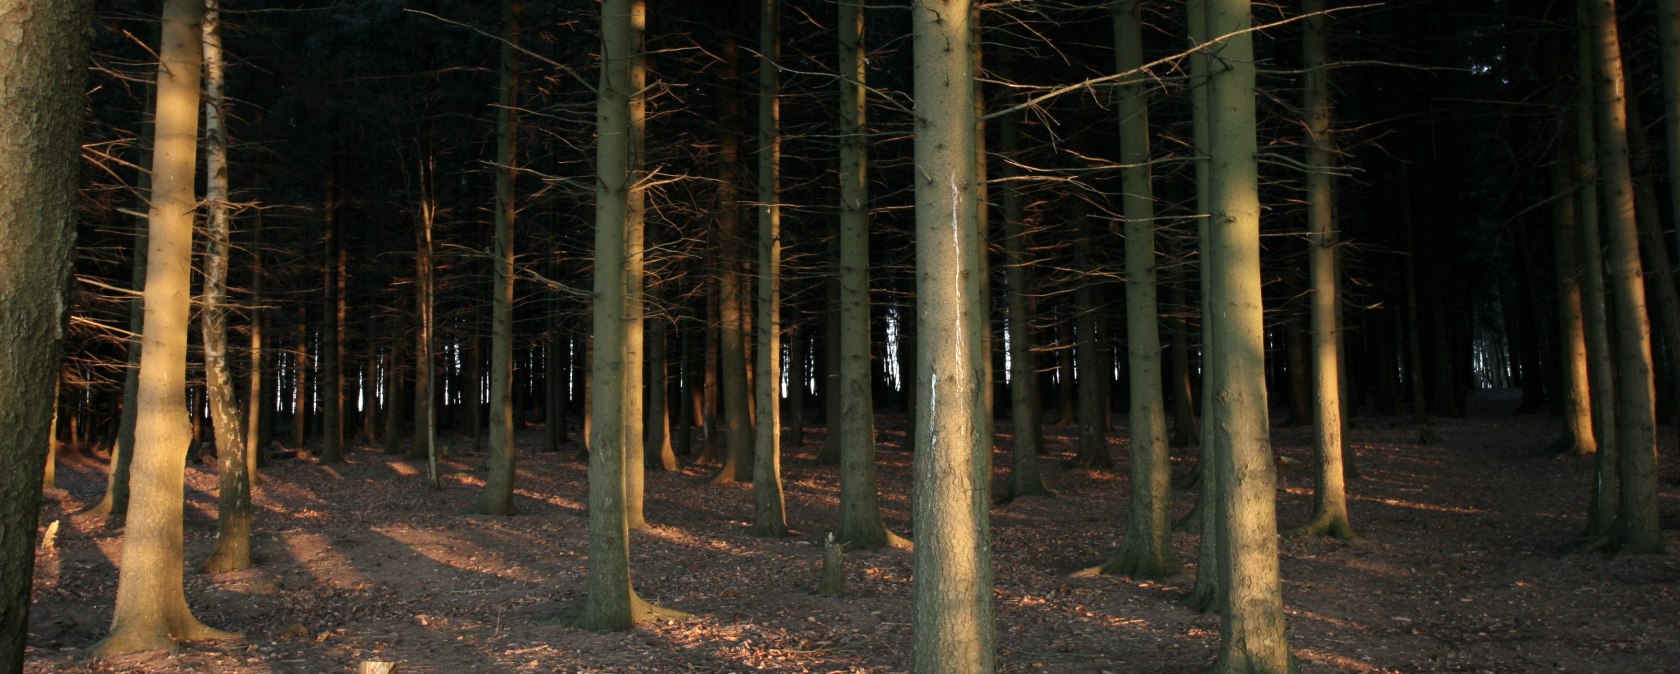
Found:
818,532 -> 844,597
358,661 -> 398,674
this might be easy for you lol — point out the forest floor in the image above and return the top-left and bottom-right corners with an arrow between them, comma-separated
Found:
23,391 -> 1680,673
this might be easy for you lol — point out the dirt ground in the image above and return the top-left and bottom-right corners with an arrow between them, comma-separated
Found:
23,392 -> 1680,673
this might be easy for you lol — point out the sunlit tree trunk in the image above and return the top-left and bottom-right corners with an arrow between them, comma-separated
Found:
1203,0 -> 1297,671
1573,17 -> 1617,534
1288,0 -> 1353,540
1100,0 -> 1176,576
412,151 -> 440,489
93,0 -> 242,655
909,1 -> 995,671
623,0 -> 649,528
1584,0 -> 1663,554
199,0 -> 253,573
750,0 -> 790,538
834,0 -> 903,550
478,0 -> 522,517
0,0 -> 91,665
1548,156 -> 1595,457
574,0 -> 681,630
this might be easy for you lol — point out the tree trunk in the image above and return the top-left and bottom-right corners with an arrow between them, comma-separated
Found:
1203,0 -> 1296,670
1099,0 -> 1176,576
712,37 -> 754,484
996,90 -> 1049,500
647,316 -> 679,469
1573,16 -> 1618,533
835,0 -> 903,550
293,312 -> 310,452
1287,0 -> 1353,540
321,169 -> 344,464
1072,207 -> 1111,470
198,0 -> 254,574
1584,0 -> 1663,554
909,1 -> 995,671
412,150 -> 439,488
1548,156 -> 1596,457
93,0 -> 241,655
750,0 -> 790,538
1183,0 -> 1222,613
573,0 -> 677,629
477,0 -> 521,517
623,0 -> 648,529
785,306 -> 805,448
0,0 -> 90,665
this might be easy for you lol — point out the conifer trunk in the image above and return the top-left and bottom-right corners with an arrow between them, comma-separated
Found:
0,0 -> 91,665
909,1 -> 995,670
750,0 -> 789,538
478,0 -> 522,517
93,0 -> 241,655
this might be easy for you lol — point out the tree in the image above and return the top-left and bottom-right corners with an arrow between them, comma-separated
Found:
1583,0 -> 1662,555
1287,0 -> 1354,540
478,0 -> 523,517
92,0 -> 242,655
1547,155 -> 1595,458
834,0 -> 905,551
750,0 -> 790,538
574,0 -> 681,630
711,36 -> 754,485
995,98 -> 1050,500
1573,11 -> 1617,535
1092,0 -> 1177,578
909,0 -> 994,671
1202,0 -> 1296,671
320,169 -> 344,464
199,0 -> 254,573
0,0 -> 93,667
623,0 -> 649,529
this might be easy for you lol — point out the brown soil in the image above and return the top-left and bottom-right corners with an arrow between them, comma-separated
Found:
24,392 -> 1680,673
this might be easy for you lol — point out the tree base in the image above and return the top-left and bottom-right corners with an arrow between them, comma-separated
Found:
1284,512 -> 1355,540
196,544 -> 252,575
87,619 -> 241,660
839,525 -> 910,552
1208,652 -> 1301,674
1078,543 -> 1181,580
568,595 -> 693,632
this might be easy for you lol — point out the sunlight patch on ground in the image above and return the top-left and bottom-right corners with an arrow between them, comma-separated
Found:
372,525 -> 544,584
1353,494 -> 1485,515
280,532 -> 373,588
1297,647 -> 1404,673
383,461 -> 420,477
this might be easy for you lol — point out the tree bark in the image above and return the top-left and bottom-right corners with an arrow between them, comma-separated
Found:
0,0 -> 91,665
996,92 -> 1050,500
1548,156 -> 1596,457
834,0 -> 903,550
477,0 -> 522,517
1203,0 -> 1297,670
1288,0 -> 1354,540
93,0 -> 242,655
750,0 -> 790,538
909,1 -> 995,671
198,0 -> 254,573
573,0 -> 679,630
712,37 -> 754,485
1100,0 -> 1177,576
1584,0 -> 1663,554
